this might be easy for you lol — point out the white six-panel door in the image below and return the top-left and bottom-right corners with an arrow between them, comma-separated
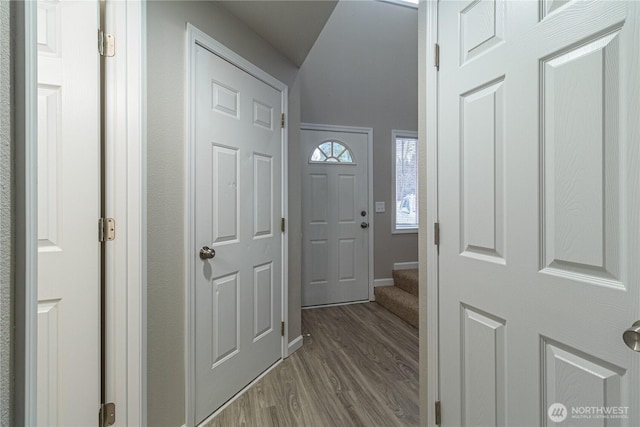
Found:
36,0 -> 101,425
193,44 -> 283,424
301,127 -> 370,307
438,0 -> 639,425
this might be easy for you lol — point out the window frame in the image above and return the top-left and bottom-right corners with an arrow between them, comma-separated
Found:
391,130 -> 419,234
309,140 -> 356,164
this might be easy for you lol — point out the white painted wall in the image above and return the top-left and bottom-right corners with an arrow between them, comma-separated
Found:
146,2 -> 302,425
0,1 -> 12,424
299,0 -> 419,279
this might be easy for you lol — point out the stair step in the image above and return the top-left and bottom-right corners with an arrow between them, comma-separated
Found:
392,268 -> 419,297
374,285 -> 418,328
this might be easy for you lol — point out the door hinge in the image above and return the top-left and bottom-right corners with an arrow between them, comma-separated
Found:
98,30 -> 115,57
99,402 -> 116,427
434,43 -> 440,70
281,113 -> 286,128
281,321 -> 285,336
99,218 -> 116,242
434,222 -> 440,247
435,400 -> 441,425
281,218 -> 286,233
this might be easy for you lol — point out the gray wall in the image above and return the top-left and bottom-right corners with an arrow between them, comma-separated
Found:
0,1 -> 12,425
146,2 -> 302,425
299,0 -> 419,279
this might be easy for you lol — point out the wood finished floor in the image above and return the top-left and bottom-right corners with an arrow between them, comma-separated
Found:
205,302 -> 419,427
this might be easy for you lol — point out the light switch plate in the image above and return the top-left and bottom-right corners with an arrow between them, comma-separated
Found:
375,201 -> 385,213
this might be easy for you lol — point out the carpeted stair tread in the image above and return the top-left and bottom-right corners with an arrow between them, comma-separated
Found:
374,285 -> 418,328
392,268 -> 419,297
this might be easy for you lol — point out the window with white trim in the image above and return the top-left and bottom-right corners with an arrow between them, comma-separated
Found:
392,130 -> 418,233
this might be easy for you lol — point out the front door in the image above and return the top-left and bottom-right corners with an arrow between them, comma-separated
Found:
193,43 -> 283,424
36,0 -> 101,424
438,1 -> 639,425
301,127 -> 370,307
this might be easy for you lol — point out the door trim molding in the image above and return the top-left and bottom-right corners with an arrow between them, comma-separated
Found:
105,1 -> 147,425
185,24 -> 289,427
299,122 -> 375,303
13,1 -> 147,424
419,1 -> 439,426
13,1 -> 38,424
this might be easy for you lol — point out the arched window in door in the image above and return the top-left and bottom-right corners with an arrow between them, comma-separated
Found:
309,140 -> 354,164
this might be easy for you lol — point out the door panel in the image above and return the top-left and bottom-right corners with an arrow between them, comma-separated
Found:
210,273 -> 239,366
37,1 -> 101,425
194,44 -> 283,424
438,1 -> 639,425
253,263 -> 273,340
254,155 -> 273,238
541,30 -> 622,285
211,145 -> 239,243
301,129 -> 370,307
338,174 -> 356,222
310,174 -> 329,223
460,77 -> 505,263
460,306 -> 506,427
339,239 -> 356,281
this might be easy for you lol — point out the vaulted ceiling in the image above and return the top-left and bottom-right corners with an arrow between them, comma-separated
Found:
216,0 -> 339,67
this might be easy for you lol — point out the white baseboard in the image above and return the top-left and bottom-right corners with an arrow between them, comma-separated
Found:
371,278 -> 394,301
287,335 -> 303,356
373,278 -> 394,287
393,261 -> 418,270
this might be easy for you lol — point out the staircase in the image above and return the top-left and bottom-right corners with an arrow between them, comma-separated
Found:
374,268 -> 419,328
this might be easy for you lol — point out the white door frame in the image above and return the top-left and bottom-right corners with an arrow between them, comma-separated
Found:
14,2 -> 39,424
13,1 -> 147,425
418,1 -> 439,426
300,123 -> 374,302
185,24 -> 289,427
104,2 -> 147,425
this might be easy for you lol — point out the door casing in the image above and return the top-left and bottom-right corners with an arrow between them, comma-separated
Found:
300,123 -> 374,304
184,24 -> 289,427
419,2 -> 439,426
13,1 -> 146,424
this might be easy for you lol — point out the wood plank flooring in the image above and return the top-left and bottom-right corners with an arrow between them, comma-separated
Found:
205,302 -> 419,427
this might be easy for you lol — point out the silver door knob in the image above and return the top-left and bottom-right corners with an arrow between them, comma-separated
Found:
199,246 -> 216,260
361,222 -> 369,229
623,321 -> 640,352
